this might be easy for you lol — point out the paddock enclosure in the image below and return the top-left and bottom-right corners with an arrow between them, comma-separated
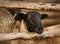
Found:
0,0 -> 60,44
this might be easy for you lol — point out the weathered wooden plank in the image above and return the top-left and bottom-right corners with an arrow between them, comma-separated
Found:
0,1 -> 60,10
0,22 -> 60,41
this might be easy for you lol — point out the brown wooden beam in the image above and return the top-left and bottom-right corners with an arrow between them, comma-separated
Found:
0,1 -> 60,10
0,23 -> 60,41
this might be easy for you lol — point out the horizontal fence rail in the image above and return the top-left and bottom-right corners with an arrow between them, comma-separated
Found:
0,1 -> 60,10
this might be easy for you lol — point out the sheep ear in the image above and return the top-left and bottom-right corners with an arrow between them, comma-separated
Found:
14,13 -> 24,21
41,14 -> 48,19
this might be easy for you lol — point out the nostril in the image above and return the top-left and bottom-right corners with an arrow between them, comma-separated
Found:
36,31 -> 43,34
38,29 -> 43,34
35,28 -> 43,34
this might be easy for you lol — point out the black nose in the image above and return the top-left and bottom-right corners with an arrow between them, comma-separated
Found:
35,28 -> 43,34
